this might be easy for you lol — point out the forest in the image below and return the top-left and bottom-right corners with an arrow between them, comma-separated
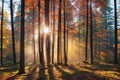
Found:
0,0 -> 120,80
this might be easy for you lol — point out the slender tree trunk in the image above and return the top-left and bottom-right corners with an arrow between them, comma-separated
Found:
10,0 -> 16,64
114,0 -> 118,64
32,3 -> 36,64
85,0 -> 89,62
38,0 -> 41,65
63,0 -> 67,65
60,0 -> 62,64
41,33 -> 44,66
18,0 -> 25,74
45,0 -> 50,65
0,0 -> 4,66
90,0 -> 93,64
66,20 -> 68,62
38,0 -> 44,66
52,0 -> 55,64
50,0 -> 53,64
57,0 -> 62,64
105,10 -> 108,48
79,18 -> 80,60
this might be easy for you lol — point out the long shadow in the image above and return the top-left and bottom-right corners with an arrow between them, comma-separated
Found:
72,64 -> 120,80
61,64 -> 91,76
26,66 -> 38,80
95,63 -> 120,72
48,66 -> 54,80
38,67 -> 47,80
79,63 -> 120,72
54,64 -> 71,79
6,66 -> 34,80
61,65 -> 79,71
0,64 -> 18,72
6,74 -> 20,80
48,65 -> 54,80
60,64 -> 110,80
1,65 -> 19,80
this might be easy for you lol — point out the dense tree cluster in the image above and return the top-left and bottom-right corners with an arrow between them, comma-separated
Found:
0,0 -> 120,75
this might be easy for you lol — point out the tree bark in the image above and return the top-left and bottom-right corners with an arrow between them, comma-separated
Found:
18,0 -> 25,74
0,0 -> 4,66
52,0 -> 55,64
38,0 -> 44,66
90,0 -> 93,64
85,0 -> 89,62
32,2 -> 36,64
45,0 -> 50,65
57,0 -> 62,64
63,0 -> 67,65
10,0 -> 16,64
114,0 -> 118,64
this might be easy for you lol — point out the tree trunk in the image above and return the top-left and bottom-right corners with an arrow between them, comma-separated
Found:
66,20 -> 69,63
38,0 -> 40,65
85,0 -> 89,62
18,0 -> 25,74
57,0 -> 62,64
38,0 -> 44,66
90,0 -> 93,64
0,0 -> 4,66
45,0 -> 50,65
63,0 -> 67,65
10,0 -> 16,64
52,0 -> 55,64
114,0 -> 118,64
32,2 -> 36,64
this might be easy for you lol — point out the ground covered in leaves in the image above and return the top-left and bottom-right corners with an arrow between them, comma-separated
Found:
0,63 -> 120,80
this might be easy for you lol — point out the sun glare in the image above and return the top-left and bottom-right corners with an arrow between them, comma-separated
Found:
35,35 -> 38,39
43,27 -> 49,34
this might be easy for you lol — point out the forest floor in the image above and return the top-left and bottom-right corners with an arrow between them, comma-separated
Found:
0,63 -> 120,80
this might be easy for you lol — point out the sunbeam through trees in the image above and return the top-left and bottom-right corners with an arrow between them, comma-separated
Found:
0,0 -> 120,80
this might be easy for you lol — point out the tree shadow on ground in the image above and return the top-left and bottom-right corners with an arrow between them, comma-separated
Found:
26,66 -> 38,80
78,63 -> 120,72
4,63 -> 120,80
71,63 -> 120,80
38,68 -> 46,80
38,66 -> 54,80
0,65 -> 19,80
95,63 -> 120,72
0,64 -> 18,72
6,74 -> 21,80
5,65 -> 36,80
55,64 -> 111,80
54,64 -> 72,79
48,65 -> 54,80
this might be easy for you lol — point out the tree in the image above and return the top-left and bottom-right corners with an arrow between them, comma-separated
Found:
52,0 -> 55,64
57,0 -> 62,64
85,0 -> 89,62
38,0 -> 44,67
10,0 -> 16,64
32,1 -> 36,64
18,0 -> 25,74
114,0 -> 118,64
90,0 -> 93,64
45,0 -> 50,65
1,0 -> 4,66
63,0 -> 67,65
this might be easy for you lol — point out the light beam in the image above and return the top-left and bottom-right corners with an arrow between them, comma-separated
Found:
43,27 -> 49,34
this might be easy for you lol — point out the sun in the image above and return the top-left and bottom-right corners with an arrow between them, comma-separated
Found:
43,27 -> 49,34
